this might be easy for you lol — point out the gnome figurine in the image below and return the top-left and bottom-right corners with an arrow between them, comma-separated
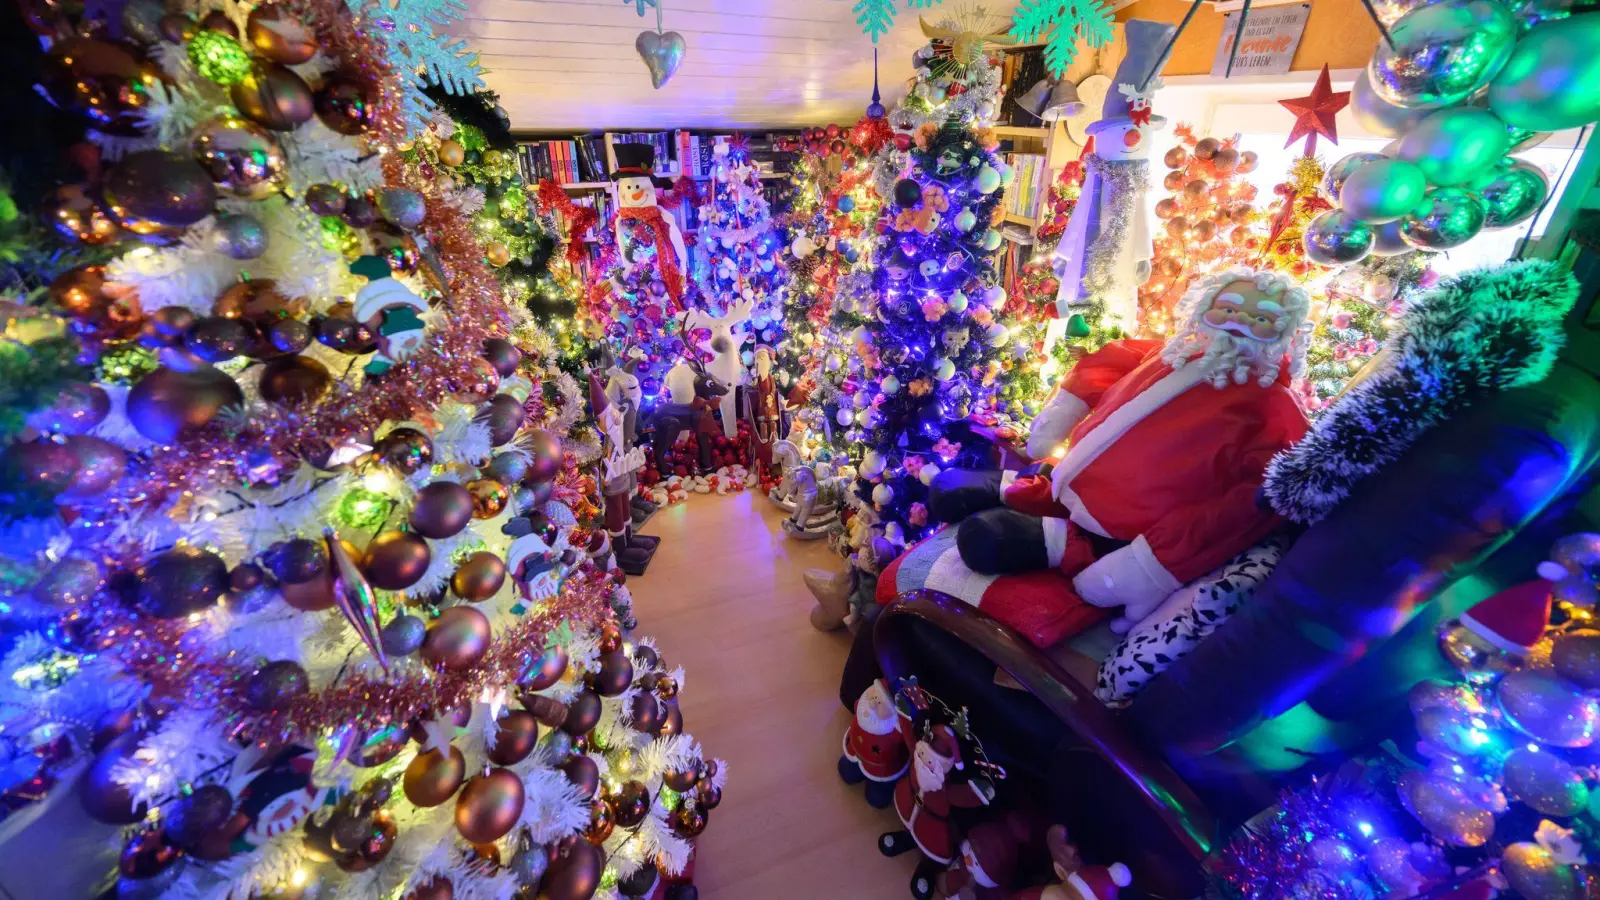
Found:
351,255 -> 430,375
1051,18 -> 1176,336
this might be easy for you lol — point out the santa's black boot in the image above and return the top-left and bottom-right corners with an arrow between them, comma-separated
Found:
665,886 -> 698,900
879,830 -> 916,857
910,857 -> 941,900
838,756 -> 866,785
957,508 -> 1049,575
864,779 -> 895,809
928,468 -> 1005,524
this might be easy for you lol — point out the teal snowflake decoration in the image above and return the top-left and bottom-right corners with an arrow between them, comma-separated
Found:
1009,0 -> 1115,78
850,0 -> 944,43
346,0 -> 486,137
624,0 -> 658,14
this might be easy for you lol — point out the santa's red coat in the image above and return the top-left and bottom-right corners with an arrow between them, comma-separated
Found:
843,718 -> 910,782
894,773 -> 989,865
1005,339 -> 1307,622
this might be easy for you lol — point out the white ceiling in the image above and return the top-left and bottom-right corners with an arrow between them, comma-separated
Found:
454,0 -> 1023,132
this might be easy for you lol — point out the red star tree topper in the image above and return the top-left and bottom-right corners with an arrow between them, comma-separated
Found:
1279,65 -> 1350,157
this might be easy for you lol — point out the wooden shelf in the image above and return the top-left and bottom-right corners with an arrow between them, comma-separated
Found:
561,181 -> 611,190
992,125 -> 1049,140
1003,212 -> 1038,227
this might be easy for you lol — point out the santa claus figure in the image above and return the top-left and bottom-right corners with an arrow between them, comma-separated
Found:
613,143 -> 689,309
748,345 -> 783,482
935,266 -> 1311,634
1012,826 -> 1131,900
881,720 -> 998,900
934,814 -> 1027,900
838,678 -> 911,807
1051,19 -> 1176,336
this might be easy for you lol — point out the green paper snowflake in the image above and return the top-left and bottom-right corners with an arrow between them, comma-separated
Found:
1009,0 -> 1115,78
851,0 -> 944,43
346,0 -> 486,137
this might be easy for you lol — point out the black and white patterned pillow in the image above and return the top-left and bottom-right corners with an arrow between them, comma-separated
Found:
1094,537 -> 1288,707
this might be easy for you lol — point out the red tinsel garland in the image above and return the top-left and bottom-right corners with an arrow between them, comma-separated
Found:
537,178 -> 600,268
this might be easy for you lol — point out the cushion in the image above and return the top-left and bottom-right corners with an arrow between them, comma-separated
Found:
877,526 -> 1109,648
1094,537 -> 1287,708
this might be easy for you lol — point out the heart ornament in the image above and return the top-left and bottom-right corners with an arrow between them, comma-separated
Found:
636,29 -> 686,89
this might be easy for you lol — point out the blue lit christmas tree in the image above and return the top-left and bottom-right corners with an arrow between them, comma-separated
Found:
846,116 -> 1013,545
694,140 -> 788,350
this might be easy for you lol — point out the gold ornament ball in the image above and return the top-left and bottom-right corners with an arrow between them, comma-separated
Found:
362,530 -> 431,591
451,551 -> 507,601
598,622 -> 622,654
484,241 -> 511,267
403,745 -> 466,808
245,4 -> 316,65
1552,632 -> 1600,690
191,115 -> 286,199
611,780 -> 651,828
655,674 -> 679,700
584,799 -> 614,844
669,803 -> 708,838
42,184 -> 121,245
422,605 -> 493,671
438,139 -> 466,167
230,62 -> 315,131
466,478 -> 509,519
1502,841 -> 1585,900
454,767 -> 525,845
487,710 -> 540,765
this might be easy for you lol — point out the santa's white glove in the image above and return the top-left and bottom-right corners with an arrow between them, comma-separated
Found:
1135,259 -> 1152,285
1071,536 -> 1182,629
1026,389 -> 1088,461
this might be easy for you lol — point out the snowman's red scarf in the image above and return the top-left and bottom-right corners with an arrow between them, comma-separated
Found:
618,206 -> 685,310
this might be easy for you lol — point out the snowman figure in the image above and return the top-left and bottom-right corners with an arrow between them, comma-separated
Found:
351,255 -> 430,376
1052,18 -> 1176,336
612,143 -> 689,309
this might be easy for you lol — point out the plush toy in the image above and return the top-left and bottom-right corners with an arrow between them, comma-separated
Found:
941,267 -> 1312,637
1050,19 -> 1175,336
684,297 -> 754,439
838,678 -> 911,808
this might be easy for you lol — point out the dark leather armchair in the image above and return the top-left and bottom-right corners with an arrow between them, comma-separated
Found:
850,269 -> 1600,896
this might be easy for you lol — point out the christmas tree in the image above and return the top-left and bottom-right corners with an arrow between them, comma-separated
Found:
777,119 -> 890,460
849,111 -> 1013,545
0,2 -> 722,898
693,138 -> 788,352
1142,127 -> 1262,337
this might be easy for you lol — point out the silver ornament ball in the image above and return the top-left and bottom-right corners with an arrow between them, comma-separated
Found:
214,213 -> 269,260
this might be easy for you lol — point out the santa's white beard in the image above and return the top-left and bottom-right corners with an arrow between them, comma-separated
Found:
1168,327 -> 1282,388
914,751 -> 952,793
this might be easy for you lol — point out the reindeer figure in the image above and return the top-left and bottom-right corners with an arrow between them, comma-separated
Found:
683,297 -> 753,439
645,355 -> 728,475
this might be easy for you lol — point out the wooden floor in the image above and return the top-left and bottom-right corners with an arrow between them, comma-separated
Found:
631,491 -> 917,900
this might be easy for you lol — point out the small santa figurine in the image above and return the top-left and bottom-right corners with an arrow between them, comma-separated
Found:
935,814 -> 1028,900
943,266 -> 1312,635
613,143 -> 689,309
881,707 -> 999,900
1051,18 -> 1176,336
748,345 -> 784,481
1012,826 -> 1132,900
838,678 -> 911,807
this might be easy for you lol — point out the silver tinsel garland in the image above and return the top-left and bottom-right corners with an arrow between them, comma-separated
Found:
1073,155 -> 1150,323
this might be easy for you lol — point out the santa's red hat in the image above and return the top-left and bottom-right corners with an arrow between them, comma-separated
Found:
1067,862 -> 1132,900
589,372 -> 609,418
963,819 -> 1020,889
1461,581 -> 1553,655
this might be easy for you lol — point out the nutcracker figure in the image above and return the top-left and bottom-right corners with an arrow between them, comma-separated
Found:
748,345 -> 784,483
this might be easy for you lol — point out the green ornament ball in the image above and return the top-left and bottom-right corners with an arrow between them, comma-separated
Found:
186,30 -> 253,85
1339,158 -> 1429,224
1489,15 -> 1600,132
976,165 -> 1002,195
1400,188 -> 1487,250
1479,159 -> 1549,228
1394,107 -> 1510,187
